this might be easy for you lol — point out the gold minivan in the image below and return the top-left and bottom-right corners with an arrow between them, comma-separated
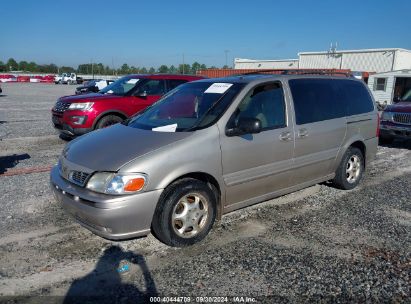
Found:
51,74 -> 379,246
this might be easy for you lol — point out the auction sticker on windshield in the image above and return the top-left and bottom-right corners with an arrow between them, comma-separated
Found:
152,124 -> 178,132
204,83 -> 233,94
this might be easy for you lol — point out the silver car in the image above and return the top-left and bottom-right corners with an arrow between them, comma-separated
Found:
50,74 -> 379,247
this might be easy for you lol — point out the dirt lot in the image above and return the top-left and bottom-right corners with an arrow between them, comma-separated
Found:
0,83 -> 410,303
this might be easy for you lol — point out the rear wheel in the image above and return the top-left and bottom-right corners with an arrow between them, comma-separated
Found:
332,147 -> 364,190
95,115 -> 123,129
152,178 -> 216,247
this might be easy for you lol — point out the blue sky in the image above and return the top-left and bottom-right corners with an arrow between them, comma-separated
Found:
1,0 -> 410,68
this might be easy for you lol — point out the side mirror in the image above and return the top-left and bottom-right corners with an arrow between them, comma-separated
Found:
138,91 -> 148,98
226,117 -> 262,137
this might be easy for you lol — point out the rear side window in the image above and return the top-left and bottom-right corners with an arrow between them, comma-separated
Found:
168,79 -> 188,91
289,79 -> 344,125
289,78 -> 374,125
336,79 -> 374,115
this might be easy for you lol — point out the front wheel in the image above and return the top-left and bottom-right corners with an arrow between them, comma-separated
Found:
95,115 -> 123,129
152,178 -> 216,247
332,147 -> 364,190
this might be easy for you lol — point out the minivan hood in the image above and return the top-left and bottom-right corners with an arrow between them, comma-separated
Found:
65,124 -> 192,171
59,93 -> 124,102
385,101 -> 411,113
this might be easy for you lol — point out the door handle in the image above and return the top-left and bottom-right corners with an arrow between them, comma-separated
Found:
279,131 -> 292,141
298,128 -> 308,138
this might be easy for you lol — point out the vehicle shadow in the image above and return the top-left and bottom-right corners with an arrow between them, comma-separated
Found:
0,153 -> 31,174
59,133 -> 73,142
379,139 -> 411,150
63,245 -> 157,304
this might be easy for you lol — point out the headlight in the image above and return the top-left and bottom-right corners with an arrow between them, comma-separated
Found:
381,111 -> 394,122
86,172 -> 147,195
68,102 -> 94,111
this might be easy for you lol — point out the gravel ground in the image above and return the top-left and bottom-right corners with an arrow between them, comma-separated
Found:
0,83 -> 410,303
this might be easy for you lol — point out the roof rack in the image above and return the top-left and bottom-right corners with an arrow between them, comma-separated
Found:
240,69 -> 353,77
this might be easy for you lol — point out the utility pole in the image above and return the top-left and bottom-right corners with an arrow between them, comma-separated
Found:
224,50 -> 230,68
182,53 -> 185,74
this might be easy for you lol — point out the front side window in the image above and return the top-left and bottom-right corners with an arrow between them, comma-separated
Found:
374,78 -> 387,91
230,82 -> 286,130
99,76 -> 140,96
133,79 -> 166,96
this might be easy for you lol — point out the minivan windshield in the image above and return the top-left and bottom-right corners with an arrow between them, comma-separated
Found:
127,82 -> 244,132
100,76 -> 140,96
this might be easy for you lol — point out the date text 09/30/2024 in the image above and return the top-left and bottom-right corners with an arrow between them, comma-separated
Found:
149,296 -> 257,303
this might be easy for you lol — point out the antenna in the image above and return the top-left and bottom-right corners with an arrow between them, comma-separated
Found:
328,42 -> 338,58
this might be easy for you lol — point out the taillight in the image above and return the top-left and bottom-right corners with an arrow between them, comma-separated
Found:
376,113 -> 380,137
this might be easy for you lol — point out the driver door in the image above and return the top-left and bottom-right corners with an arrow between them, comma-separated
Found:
219,81 -> 295,210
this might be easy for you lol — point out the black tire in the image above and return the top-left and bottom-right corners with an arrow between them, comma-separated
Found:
152,178 -> 217,247
378,136 -> 393,145
332,147 -> 364,190
95,115 -> 123,129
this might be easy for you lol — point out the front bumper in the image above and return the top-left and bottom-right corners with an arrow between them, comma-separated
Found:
52,112 -> 92,136
50,165 -> 163,240
380,123 -> 411,139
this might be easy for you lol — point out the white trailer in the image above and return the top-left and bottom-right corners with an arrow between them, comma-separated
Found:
368,69 -> 411,106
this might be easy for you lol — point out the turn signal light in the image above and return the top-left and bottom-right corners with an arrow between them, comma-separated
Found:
124,178 -> 146,192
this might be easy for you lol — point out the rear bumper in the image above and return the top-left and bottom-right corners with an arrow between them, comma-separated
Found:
50,166 -> 163,240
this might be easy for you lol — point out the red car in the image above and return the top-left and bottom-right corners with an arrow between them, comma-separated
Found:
51,74 -> 203,136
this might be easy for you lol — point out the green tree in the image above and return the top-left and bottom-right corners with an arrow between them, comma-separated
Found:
48,64 -> 58,73
7,58 -> 18,71
140,67 -> 147,73
148,67 -> 155,74
158,65 -> 169,73
120,63 -> 129,74
191,62 -> 201,74
27,62 -> 38,72
200,64 -> 207,70
19,61 -> 29,71
0,61 -> 6,72
60,66 -> 75,73
169,65 -> 177,73
95,63 -> 104,75
178,64 -> 191,74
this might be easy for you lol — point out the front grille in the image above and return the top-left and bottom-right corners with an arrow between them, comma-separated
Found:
69,170 -> 90,187
393,113 -> 411,125
54,100 -> 71,112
